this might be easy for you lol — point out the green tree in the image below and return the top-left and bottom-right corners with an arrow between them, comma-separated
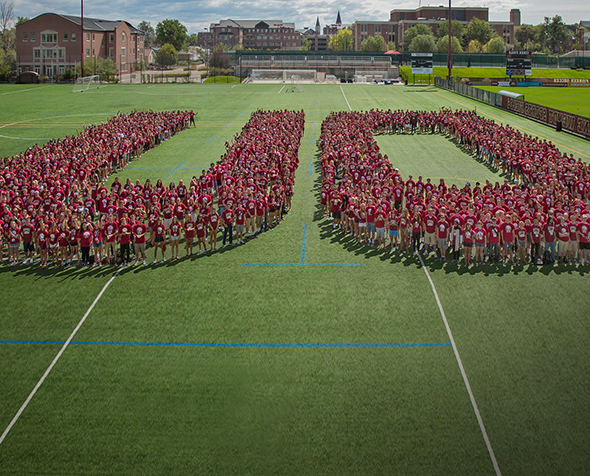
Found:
155,19 -> 188,51
402,24 -> 433,51
15,16 -> 29,26
301,37 -> 312,51
465,17 -> 494,46
328,28 -> 352,51
436,35 -> 463,53
436,20 -> 464,39
138,21 -> 155,48
76,57 -> 117,81
156,42 -> 178,65
187,33 -> 198,46
409,34 -> 436,53
386,41 -> 397,51
210,43 -> 229,69
540,15 -> 571,53
515,24 -> 538,47
484,36 -> 505,53
0,0 -> 15,54
467,39 -> 483,53
360,34 -> 386,52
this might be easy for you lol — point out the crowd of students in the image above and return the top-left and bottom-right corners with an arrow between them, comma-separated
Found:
320,109 -> 590,266
0,109 -> 304,266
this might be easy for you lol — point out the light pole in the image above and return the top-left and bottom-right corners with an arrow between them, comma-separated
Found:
80,0 -> 84,78
447,0 -> 452,79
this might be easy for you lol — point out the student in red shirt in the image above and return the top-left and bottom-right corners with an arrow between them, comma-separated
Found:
36,219 -> 49,267
234,202 -> 246,245
473,221 -> 487,265
133,220 -> 148,265
516,221 -> 528,265
104,214 -> 118,265
195,215 -> 207,253
437,214 -> 449,261
462,222 -> 473,266
7,220 -> 20,265
169,216 -> 182,259
21,216 -> 35,264
152,217 -> 166,263
221,204 -> 234,248
528,216 -> 542,264
209,208 -> 220,251
183,216 -> 195,256
78,222 -> 93,265
578,219 -> 590,265
543,216 -> 556,264
118,217 -> 132,265
500,216 -> 515,264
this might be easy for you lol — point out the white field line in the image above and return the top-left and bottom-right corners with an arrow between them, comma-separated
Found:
0,267 -> 122,447
417,254 -> 502,476
278,85 -> 285,94
0,85 -> 58,96
340,85 -> 352,111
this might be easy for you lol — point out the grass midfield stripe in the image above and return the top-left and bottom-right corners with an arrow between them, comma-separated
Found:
0,267 -> 122,448
340,85 -> 352,111
417,253 -> 502,476
0,339 -> 452,349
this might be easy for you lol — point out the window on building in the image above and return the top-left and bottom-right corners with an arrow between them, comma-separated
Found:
71,33 -> 76,41
86,33 -> 90,41
63,33 -> 68,41
31,33 -> 35,41
59,49 -> 64,58
92,49 -> 95,55
109,47 -> 114,58
110,33 -> 114,43
122,32 -> 125,42
86,48 -> 90,57
121,47 -> 126,57
375,25 -> 381,33
34,49 -> 40,59
92,33 -> 95,40
23,33 -> 27,41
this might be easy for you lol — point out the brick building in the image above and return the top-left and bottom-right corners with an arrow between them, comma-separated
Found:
352,7 -> 521,51
200,19 -> 301,51
16,13 -> 145,78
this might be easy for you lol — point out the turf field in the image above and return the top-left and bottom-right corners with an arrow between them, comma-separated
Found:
1,82 -> 590,475
478,85 -> 590,117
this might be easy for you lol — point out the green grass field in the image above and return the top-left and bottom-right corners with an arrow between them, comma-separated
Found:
1,82 -> 590,475
478,85 -> 590,117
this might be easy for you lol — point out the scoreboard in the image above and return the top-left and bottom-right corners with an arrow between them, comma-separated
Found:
506,50 -> 532,76
411,53 -> 433,75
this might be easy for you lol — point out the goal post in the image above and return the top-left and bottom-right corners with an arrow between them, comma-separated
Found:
72,75 -> 100,93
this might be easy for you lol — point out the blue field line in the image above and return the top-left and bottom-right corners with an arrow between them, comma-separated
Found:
251,101 -> 256,105
312,134 -> 314,143
309,160 -> 312,177
301,224 -> 307,265
314,110 -> 317,116
204,135 -> 216,145
315,101 -> 317,106
314,120 -> 316,128
262,92 -> 266,96
225,121 -> 233,128
238,110 -> 245,116
0,339 -> 451,349
166,161 -> 186,177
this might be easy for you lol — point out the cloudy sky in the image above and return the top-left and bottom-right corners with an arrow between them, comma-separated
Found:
13,0 -> 590,34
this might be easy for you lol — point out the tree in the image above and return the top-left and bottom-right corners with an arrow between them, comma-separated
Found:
15,16 -> 28,26
515,24 -> 538,47
76,57 -> 117,81
484,36 -> 505,53
187,33 -> 198,46
465,17 -> 494,46
0,0 -> 14,54
156,43 -> 178,66
360,34 -> 386,52
436,35 -> 463,53
301,37 -> 312,51
409,34 -> 436,53
468,39 -> 483,53
436,20 -> 464,39
328,28 -> 352,51
402,24 -> 433,51
540,15 -> 571,53
138,21 -> 155,48
155,19 -> 188,51
386,41 -> 396,51
209,43 -> 229,69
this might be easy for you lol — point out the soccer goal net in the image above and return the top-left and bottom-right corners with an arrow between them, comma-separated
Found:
250,69 -> 317,83
289,75 -> 305,92
72,75 -> 100,93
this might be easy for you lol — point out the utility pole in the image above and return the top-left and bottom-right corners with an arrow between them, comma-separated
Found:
80,0 -> 85,78
447,0 -> 452,79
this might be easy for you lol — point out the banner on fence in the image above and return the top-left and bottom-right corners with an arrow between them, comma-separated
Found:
501,96 -> 590,139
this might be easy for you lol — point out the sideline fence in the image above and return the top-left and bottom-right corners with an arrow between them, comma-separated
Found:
435,77 -> 590,140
